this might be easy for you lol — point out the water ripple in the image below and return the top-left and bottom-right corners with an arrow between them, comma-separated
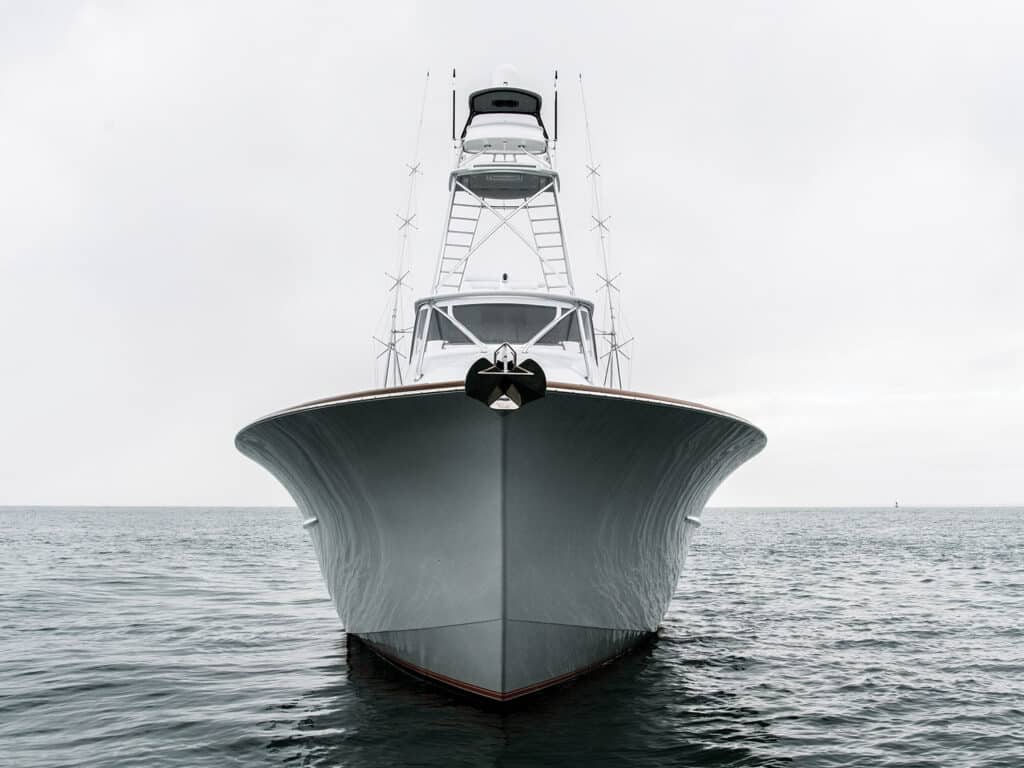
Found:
0,507 -> 1022,766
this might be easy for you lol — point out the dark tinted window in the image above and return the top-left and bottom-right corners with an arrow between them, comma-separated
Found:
426,311 -> 471,344
537,311 -> 580,345
452,304 -> 556,344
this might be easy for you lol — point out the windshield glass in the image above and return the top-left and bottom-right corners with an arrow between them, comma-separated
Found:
451,304 -> 557,344
537,311 -> 580,345
426,310 -> 471,344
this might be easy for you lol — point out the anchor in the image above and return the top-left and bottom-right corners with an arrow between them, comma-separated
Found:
465,343 -> 546,410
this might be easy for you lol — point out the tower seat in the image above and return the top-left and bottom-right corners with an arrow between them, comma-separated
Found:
464,114 -> 548,154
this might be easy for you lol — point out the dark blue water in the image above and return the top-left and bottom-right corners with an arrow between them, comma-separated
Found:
1,507 -> 1021,767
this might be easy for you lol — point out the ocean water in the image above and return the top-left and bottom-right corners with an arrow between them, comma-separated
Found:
1,507 -> 1021,768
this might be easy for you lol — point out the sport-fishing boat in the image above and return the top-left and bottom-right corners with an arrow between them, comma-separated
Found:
236,71 -> 766,701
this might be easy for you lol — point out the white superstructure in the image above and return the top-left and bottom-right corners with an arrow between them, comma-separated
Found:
406,80 -> 598,388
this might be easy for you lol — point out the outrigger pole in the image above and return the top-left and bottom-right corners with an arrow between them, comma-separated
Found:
376,70 -> 430,388
579,73 -> 632,389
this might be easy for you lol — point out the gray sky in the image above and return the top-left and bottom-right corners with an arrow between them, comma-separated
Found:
2,1 -> 1021,507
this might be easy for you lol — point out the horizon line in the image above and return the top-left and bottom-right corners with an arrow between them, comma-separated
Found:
1,504 -> 1022,511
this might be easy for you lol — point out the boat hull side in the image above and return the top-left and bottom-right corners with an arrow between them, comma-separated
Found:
237,393 -> 505,635
235,387 -> 765,697
504,391 -> 763,632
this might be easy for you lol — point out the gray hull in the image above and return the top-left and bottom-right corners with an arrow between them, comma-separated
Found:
236,384 -> 765,700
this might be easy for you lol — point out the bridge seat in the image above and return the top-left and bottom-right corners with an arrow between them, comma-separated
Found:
463,114 -> 547,154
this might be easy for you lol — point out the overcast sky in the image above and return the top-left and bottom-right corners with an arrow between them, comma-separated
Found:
1,1 -> 1021,507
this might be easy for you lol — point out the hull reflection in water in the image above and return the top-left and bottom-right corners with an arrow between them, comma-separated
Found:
236,383 -> 765,700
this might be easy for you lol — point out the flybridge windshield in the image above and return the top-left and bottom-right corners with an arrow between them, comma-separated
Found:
425,304 -> 582,346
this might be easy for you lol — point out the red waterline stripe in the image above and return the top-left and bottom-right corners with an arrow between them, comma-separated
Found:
362,639 -> 631,701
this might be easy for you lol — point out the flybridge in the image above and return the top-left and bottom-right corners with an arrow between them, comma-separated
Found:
433,82 -> 571,295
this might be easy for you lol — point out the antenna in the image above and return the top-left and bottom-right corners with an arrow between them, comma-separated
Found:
375,70 -> 430,388
579,73 -> 632,389
451,68 -> 457,146
553,70 -> 559,144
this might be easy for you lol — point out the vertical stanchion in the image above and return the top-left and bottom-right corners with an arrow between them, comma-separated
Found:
553,69 -> 559,145
451,68 -> 457,147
